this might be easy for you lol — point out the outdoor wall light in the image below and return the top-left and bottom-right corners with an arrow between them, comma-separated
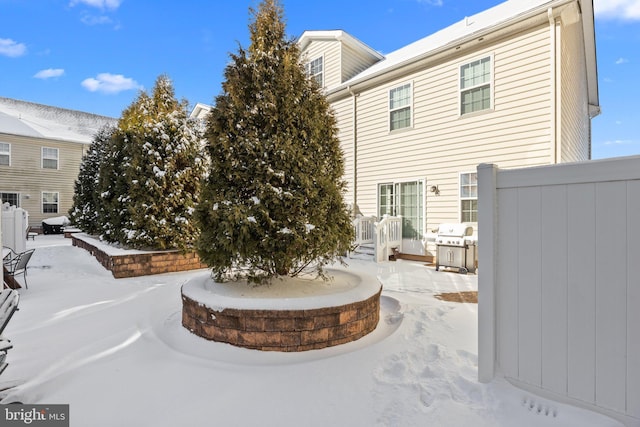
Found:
430,185 -> 440,195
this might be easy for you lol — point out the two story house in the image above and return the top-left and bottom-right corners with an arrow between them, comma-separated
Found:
299,0 -> 599,260
0,97 -> 117,228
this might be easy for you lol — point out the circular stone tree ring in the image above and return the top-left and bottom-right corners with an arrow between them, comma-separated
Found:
181,269 -> 382,352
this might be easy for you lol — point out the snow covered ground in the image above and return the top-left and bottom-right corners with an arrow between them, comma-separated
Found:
1,235 -> 621,426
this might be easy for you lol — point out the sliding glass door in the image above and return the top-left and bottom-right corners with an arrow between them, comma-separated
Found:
378,180 -> 424,239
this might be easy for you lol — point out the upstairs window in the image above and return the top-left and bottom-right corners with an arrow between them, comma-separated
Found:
42,192 -> 59,213
460,172 -> 478,223
389,83 -> 412,131
0,142 -> 9,166
306,56 -> 323,87
42,147 -> 59,169
460,56 -> 492,115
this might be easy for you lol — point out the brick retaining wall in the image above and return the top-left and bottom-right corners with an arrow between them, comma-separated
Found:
182,287 -> 381,352
72,235 -> 208,278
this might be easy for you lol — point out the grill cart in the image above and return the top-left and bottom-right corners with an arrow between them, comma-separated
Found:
434,223 -> 477,274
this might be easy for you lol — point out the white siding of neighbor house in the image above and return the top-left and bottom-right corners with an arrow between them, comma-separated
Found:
560,18 -> 591,162
0,134 -> 87,226
351,24 -> 553,235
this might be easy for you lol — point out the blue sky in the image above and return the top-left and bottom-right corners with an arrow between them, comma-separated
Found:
0,0 -> 639,160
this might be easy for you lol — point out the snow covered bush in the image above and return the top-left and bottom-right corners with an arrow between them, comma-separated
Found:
113,76 -> 206,250
69,125 -> 115,235
196,0 -> 353,283
72,75 -> 206,250
96,130 -> 133,245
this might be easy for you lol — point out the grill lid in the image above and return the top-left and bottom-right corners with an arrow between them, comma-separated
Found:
436,223 -> 474,237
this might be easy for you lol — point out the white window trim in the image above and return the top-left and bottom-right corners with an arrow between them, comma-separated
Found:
42,191 -> 59,214
0,142 -> 10,166
377,182 -> 395,216
306,55 -> 324,88
42,147 -> 59,170
459,171 -> 478,224
0,191 -> 20,207
377,178 -> 426,239
458,54 -> 495,117
388,81 -> 414,133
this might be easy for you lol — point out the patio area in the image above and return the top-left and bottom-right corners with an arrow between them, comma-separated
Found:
0,235 -> 619,426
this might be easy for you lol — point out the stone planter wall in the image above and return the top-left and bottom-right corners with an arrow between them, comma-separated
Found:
72,235 -> 207,279
182,288 -> 382,352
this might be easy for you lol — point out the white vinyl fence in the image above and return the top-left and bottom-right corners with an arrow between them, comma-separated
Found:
1,203 -> 28,253
477,157 -> 640,426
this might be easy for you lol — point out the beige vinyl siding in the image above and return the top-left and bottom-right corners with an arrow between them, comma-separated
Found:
341,44 -> 381,84
560,18 -> 590,162
0,133 -> 87,226
348,24 -> 552,234
303,40 -> 342,89
331,98 -> 355,209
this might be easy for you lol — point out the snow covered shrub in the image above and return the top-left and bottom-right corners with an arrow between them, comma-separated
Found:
196,0 -> 353,282
69,125 -> 115,235
114,75 -> 206,250
97,130 -> 133,245
73,75 -> 207,250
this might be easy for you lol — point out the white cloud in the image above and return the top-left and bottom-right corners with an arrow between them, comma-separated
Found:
81,14 -> 113,25
69,0 -> 122,10
0,38 -> 27,57
34,68 -> 65,79
595,0 -> 640,20
615,57 -> 629,64
81,73 -> 141,94
417,0 -> 443,6
604,139 -> 636,145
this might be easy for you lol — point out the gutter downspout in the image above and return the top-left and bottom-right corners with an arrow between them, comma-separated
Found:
548,7 -> 559,164
348,86 -> 358,214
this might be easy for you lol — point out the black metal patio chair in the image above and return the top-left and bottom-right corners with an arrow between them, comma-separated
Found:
3,249 -> 35,289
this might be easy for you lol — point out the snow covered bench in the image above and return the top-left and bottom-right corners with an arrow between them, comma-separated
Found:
0,289 -> 20,375
26,226 -> 37,241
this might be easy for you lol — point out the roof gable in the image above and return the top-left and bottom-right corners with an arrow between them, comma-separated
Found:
298,30 -> 384,62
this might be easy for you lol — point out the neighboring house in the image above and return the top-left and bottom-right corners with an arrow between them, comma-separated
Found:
299,0 -> 599,260
0,97 -> 117,229
190,103 -> 212,120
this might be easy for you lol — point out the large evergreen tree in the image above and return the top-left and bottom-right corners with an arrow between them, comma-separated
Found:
196,0 -> 353,282
69,125 -> 115,235
75,75 -> 206,249
116,75 -> 206,250
96,129 -> 133,244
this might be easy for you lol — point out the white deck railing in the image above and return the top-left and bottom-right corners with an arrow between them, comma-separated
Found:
374,215 -> 402,263
351,214 -> 403,262
352,215 -> 376,247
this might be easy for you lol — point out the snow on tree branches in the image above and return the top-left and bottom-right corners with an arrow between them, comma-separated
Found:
70,75 -> 206,250
195,0 -> 353,283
